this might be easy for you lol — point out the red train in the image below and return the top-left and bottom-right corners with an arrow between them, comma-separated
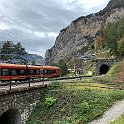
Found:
0,63 -> 61,82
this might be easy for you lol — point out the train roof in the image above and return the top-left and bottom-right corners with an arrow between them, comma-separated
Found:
0,63 -> 26,67
42,66 -> 60,70
0,63 -> 60,70
0,63 -> 41,69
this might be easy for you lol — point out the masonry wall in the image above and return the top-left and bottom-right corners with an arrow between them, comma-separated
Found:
95,59 -> 118,75
0,85 -> 47,124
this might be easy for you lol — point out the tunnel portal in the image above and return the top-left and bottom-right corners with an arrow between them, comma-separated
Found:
0,109 -> 21,124
99,64 -> 109,75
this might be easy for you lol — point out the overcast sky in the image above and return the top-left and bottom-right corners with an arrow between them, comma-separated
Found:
0,0 -> 110,57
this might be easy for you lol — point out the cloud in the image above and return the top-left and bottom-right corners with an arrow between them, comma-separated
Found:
34,32 -> 46,38
0,0 -> 110,57
47,32 -> 58,38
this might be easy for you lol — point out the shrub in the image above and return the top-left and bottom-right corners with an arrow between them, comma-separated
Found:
44,97 -> 57,108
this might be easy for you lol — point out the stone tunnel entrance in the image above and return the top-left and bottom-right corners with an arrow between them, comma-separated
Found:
0,109 -> 21,124
99,64 -> 109,75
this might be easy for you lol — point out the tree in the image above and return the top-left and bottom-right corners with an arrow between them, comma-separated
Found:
58,59 -> 68,77
1,41 -> 14,63
117,37 -> 124,57
13,42 -> 26,64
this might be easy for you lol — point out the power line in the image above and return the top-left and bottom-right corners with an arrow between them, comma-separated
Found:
0,29 -> 53,48
0,0 -> 16,9
0,34 -> 48,55
0,42 -> 46,55
0,0 -> 54,55
0,0 -> 29,17
0,0 -> 43,23
0,0 -> 55,47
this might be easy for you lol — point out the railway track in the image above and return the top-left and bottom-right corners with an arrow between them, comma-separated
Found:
0,75 -> 91,86
0,75 -> 91,91
0,75 -> 123,91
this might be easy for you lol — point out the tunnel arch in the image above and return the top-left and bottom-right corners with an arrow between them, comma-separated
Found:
0,109 -> 21,124
99,64 -> 109,75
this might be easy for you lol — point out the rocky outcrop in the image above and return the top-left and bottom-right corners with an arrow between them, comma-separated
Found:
45,2 -> 124,65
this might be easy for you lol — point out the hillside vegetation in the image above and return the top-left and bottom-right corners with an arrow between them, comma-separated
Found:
94,60 -> 124,92
107,60 -> 124,83
68,16 -> 124,73
103,0 -> 124,13
92,17 -> 124,59
26,61 -> 124,124
26,81 -> 124,124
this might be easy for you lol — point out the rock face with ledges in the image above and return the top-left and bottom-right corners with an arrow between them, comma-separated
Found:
45,1 -> 124,65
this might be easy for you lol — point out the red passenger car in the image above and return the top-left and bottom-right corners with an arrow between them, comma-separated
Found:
41,66 -> 60,78
0,63 -> 60,82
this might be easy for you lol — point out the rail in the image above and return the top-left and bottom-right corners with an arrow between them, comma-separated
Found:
0,75 -> 91,90
1,75 -> 123,90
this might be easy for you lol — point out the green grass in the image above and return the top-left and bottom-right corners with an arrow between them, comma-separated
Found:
107,62 -> 121,77
58,81 -> 109,91
110,114 -> 124,124
26,81 -> 124,124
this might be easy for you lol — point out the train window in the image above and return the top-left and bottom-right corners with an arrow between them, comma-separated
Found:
0,68 -> 1,76
43,70 -> 47,74
48,70 -> 50,74
30,70 -> 35,74
36,70 -> 40,75
11,69 -> 17,76
2,69 -> 9,76
46,70 -> 51,74
40,69 -> 43,75
52,70 -> 56,74
43,70 -> 56,74
20,69 -> 25,75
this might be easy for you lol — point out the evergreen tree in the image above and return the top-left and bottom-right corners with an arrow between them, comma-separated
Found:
58,59 -> 68,76
13,42 -> 26,64
118,37 -> 124,57
100,18 -> 124,56
1,41 -> 14,63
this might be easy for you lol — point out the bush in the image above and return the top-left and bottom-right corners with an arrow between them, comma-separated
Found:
44,97 -> 57,108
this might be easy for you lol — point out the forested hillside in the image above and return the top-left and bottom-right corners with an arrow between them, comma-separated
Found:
94,17 -> 124,58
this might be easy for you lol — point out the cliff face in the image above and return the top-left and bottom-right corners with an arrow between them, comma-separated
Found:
45,1 -> 124,65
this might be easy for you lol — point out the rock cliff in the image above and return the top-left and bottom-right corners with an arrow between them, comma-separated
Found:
45,0 -> 124,65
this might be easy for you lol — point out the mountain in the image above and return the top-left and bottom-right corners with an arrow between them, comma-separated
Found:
0,41 -> 45,65
27,54 -> 45,65
45,0 -> 124,65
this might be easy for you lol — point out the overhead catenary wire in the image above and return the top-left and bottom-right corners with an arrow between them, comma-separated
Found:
0,0 -> 45,23
0,29 -> 53,48
0,0 -> 16,10
0,0 -> 55,44
0,33 -> 49,55
0,0 -> 55,55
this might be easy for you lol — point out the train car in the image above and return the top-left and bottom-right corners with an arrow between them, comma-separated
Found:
0,63 -> 41,82
0,63 -> 61,82
41,66 -> 61,78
